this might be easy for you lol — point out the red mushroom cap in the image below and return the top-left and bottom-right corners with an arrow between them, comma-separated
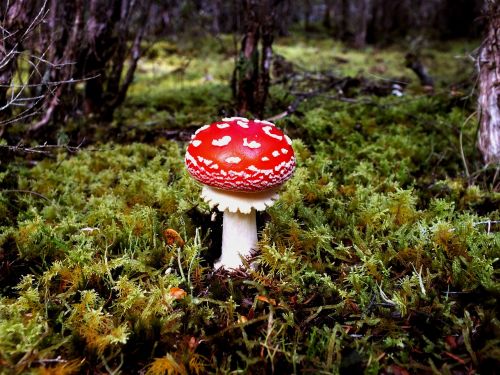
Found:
185,117 -> 295,192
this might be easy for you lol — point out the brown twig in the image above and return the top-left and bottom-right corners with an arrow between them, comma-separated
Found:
0,139 -> 89,155
1,189 -> 50,201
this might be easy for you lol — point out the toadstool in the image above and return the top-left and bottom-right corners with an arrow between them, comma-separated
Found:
185,117 -> 296,269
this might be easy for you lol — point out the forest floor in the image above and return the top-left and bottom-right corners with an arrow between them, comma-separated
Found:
1,33 -> 499,374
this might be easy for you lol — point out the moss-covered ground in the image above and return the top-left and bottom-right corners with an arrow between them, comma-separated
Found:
1,35 -> 499,374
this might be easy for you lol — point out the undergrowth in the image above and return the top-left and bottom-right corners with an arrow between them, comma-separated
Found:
1,34 -> 499,374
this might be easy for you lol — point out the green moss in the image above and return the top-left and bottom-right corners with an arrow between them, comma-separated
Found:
0,35 -> 498,374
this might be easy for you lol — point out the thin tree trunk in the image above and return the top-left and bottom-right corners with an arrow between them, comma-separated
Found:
83,0 -> 150,121
81,0 -> 120,116
30,0 -> 83,132
103,25 -> 146,120
477,2 -> 500,164
323,0 -> 333,29
234,0 -> 260,116
304,0 -> 312,31
341,0 -> 371,48
233,0 -> 277,118
256,26 -> 273,116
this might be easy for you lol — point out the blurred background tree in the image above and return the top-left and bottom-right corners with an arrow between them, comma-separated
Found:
477,0 -> 500,164
232,0 -> 285,118
1,0 -> 152,137
1,0 -> 493,163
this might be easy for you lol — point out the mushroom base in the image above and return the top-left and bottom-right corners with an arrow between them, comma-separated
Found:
215,209 -> 257,269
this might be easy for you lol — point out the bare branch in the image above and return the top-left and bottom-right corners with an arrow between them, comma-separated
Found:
28,54 -> 76,68
0,139 -> 89,155
20,0 -> 49,41
0,109 -> 41,126
0,189 -> 50,201
0,74 -> 99,88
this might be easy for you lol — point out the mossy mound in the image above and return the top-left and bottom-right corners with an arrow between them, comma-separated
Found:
1,35 -> 499,374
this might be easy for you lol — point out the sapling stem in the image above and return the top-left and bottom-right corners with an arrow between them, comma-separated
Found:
215,208 -> 257,269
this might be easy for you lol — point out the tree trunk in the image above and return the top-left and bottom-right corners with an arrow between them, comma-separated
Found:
477,2 -> 500,165
82,0 -> 150,122
341,0 -> 371,48
304,0 -> 312,31
233,0 -> 277,118
323,0 -> 333,29
234,1 -> 259,116
30,0 -> 84,132
27,0 -> 151,130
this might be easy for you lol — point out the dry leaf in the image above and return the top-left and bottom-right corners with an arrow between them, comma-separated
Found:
163,228 -> 185,247
256,295 -> 276,306
169,287 -> 187,300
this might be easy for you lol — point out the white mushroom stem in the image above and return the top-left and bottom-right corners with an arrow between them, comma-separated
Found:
201,186 -> 280,269
216,209 -> 257,269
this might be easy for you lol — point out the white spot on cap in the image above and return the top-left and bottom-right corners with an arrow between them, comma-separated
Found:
225,157 -> 241,164
237,120 -> 249,128
285,135 -> 292,145
197,156 -> 204,162
261,156 -> 270,161
263,126 -> 283,140
221,170 -> 227,176
195,125 -> 210,134
275,161 -> 287,171
203,159 -> 213,166
210,163 -> 219,169
217,123 -> 230,129
247,165 -> 260,172
243,138 -> 261,149
272,150 -> 280,157
185,150 -> 196,164
223,116 -> 248,122
212,135 -> 232,146
192,140 -> 202,147
281,148 -> 288,154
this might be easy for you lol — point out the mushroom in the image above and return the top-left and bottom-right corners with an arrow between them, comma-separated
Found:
185,117 -> 296,269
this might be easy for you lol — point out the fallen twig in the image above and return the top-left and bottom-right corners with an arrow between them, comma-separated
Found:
0,139 -> 100,155
1,189 -> 50,201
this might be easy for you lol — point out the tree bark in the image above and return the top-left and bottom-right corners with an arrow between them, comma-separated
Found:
341,0 -> 371,48
233,0 -> 278,118
234,0 -> 259,116
26,0 -> 151,130
323,0 -> 333,29
30,0 -> 84,132
81,0 -> 150,121
477,2 -> 500,165
304,0 -> 312,31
